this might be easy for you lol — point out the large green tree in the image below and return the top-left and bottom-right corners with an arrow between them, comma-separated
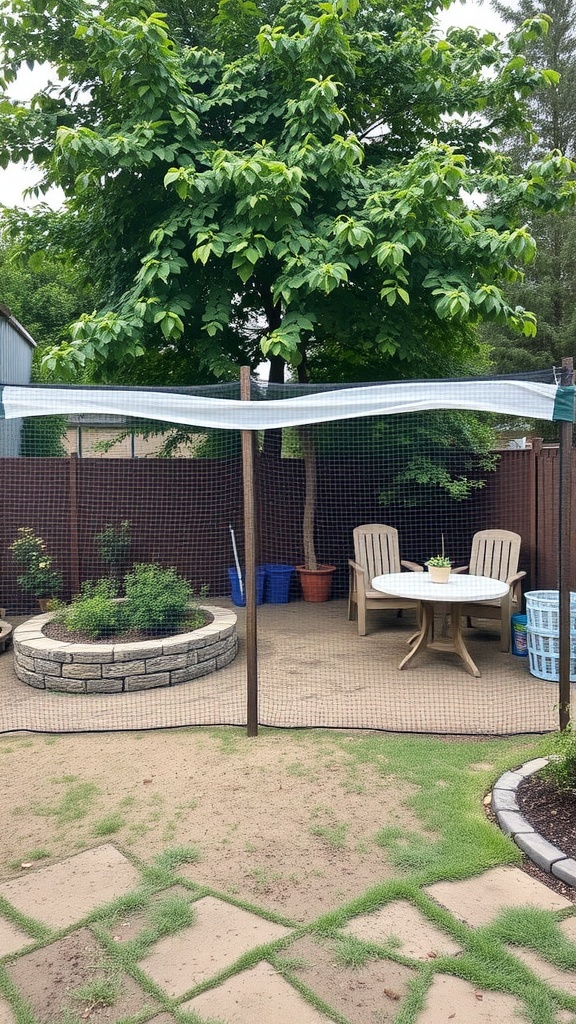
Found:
0,0 -> 574,387
485,0 -> 576,372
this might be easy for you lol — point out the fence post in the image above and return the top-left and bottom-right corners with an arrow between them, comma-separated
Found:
241,366 -> 258,737
558,357 -> 574,731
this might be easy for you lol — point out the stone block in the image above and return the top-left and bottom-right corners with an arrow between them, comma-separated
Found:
15,666 -> 46,689
45,677 -> 86,693
197,639 -> 232,662
86,677 -> 124,694
218,625 -> 236,640
495,810 -> 534,836
217,644 -> 238,669
114,642 -> 163,662
516,758 -> 549,777
15,654 -> 35,672
34,658 -> 62,676
125,672 -> 169,691
71,646 -> 115,664
495,771 -> 525,791
491,788 -> 519,814
145,654 -> 188,673
515,832 -> 565,872
552,858 -> 576,885
103,660 -> 145,677
15,641 -> 72,662
162,637 -> 194,655
171,661 -> 216,685
62,662 -> 102,679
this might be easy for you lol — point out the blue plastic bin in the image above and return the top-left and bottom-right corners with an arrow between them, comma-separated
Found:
511,613 -> 528,656
262,564 -> 294,604
228,567 -> 265,607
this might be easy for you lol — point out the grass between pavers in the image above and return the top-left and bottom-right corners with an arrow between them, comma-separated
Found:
0,728 -> 574,1024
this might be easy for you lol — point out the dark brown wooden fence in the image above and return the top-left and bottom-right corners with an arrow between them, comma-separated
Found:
0,443 -> 571,613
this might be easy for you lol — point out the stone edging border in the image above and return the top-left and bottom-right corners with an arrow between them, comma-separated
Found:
492,758 -> 576,886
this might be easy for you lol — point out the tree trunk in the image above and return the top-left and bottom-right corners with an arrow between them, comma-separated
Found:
300,425 -> 317,571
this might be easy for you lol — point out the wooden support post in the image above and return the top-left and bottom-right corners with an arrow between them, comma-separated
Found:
241,366 -> 258,736
558,357 -> 574,731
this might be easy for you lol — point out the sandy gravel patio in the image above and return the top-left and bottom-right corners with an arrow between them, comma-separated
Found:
0,599 -> 564,736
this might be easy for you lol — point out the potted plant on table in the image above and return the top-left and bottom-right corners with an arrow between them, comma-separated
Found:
9,527 -> 63,610
425,536 -> 452,584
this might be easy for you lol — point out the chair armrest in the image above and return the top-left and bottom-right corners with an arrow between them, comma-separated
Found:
348,559 -> 366,576
506,570 -> 527,585
401,560 -> 424,572
451,565 -> 468,574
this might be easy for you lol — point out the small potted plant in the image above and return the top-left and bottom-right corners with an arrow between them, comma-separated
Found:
9,527 -> 63,609
426,536 -> 452,583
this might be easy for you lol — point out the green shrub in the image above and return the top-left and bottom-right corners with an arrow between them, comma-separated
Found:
56,579 -> 121,639
95,520 -> 132,578
9,527 -> 63,598
542,728 -> 576,792
123,563 -> 192,633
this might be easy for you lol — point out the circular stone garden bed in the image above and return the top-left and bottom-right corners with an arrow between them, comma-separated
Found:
13,605 -> 238,693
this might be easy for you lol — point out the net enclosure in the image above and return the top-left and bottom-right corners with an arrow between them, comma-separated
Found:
0,369 -> 574,738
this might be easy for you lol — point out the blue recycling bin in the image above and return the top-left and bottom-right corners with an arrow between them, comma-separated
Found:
228,567 -> 265,607
262,564 -> 294,604
511,613 -> 528,656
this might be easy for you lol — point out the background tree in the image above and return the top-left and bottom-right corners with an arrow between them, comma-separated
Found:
0,0 -> 573,391
484,0 -> 576,372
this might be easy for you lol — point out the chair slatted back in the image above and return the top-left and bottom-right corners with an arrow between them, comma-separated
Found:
469,529 -> 521,583
353,525 -> 401,581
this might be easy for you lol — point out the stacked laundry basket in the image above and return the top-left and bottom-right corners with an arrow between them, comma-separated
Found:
525,590 -> 576,682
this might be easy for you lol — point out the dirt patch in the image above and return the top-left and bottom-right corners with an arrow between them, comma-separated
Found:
6,927 -> 159,1023
0,730 -> 421,922
276,935 -> 416,1023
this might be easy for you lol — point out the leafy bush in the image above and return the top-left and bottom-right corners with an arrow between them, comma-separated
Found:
9,527 -> 63,598
55,579 -> 121,639
95,520 -> 132,575
123,563 -> 192,633
52,564 -> 205,640
542,728 -> 576,792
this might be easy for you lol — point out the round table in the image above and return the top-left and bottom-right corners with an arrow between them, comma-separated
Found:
371,572 -> 510,677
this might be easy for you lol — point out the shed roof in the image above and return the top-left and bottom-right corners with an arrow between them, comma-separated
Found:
0,304 -> 37,348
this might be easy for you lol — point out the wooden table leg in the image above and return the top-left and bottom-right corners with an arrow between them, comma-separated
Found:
399,602 -> 434,669
427,602 -> 481,677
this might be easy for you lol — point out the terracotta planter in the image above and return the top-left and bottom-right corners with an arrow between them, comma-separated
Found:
296,565 -> 336,602
38,597 -> 53,612
426,564 -> 451,584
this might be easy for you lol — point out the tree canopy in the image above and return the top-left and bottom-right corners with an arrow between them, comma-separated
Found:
484,0 -> 576,374
0,0 -> 574,384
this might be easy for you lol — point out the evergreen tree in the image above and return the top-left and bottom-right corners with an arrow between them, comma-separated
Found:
486,0 -> 576,372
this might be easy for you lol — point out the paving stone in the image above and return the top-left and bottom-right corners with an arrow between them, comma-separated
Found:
0,845 -> 139,930
515,832 -> 565,872
517,758 -> 549,776
0,916 -> 32,955
114,642 -> 163,661
183,960 -> 330,1023
415,973 -> 522,1023
342,899 -> 462,960
559,917 -> 576,943
140,895 -> 290,997
425,866 -> 571,928
507,944 -> 576,996
0,994 -> 16,1024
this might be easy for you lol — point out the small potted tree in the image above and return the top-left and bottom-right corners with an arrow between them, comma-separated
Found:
425,536 -> 452,583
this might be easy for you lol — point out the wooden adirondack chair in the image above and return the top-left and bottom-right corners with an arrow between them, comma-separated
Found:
453,529 -> 526,653
348,524 -> 422,636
